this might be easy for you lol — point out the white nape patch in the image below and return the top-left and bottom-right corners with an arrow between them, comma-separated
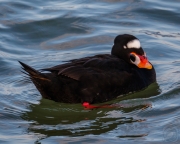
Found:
127,39 -> 141,49
123,45 -> 127,49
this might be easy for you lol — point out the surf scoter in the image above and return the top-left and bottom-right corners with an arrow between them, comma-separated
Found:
19,34 -> 156,108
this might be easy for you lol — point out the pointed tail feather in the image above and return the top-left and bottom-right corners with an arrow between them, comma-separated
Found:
19,61 -> 53,100
19,61 -> 50,81
19,61 -> 39,74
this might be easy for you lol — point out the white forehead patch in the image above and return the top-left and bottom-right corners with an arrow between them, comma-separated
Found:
126,39 -> 141,49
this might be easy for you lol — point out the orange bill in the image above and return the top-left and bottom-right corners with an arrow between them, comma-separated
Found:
130,52 -> 152,69
137,55 -> 152,69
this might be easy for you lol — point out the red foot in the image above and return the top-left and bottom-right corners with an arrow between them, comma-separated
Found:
82,102 -> 118,109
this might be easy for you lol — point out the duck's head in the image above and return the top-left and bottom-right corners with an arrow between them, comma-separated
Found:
111,34 -> 152,69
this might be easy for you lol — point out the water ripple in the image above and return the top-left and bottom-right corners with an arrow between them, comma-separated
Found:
1,0 -> 180,143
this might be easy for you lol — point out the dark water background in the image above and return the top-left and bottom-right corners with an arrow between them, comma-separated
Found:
1,0 -> 180,143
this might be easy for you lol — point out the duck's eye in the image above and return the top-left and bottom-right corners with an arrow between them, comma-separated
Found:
130,54 -> 136,62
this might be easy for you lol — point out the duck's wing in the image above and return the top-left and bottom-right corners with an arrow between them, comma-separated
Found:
42,54 -> 132,81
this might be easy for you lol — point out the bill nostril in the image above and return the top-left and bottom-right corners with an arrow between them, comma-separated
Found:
139,55 -> 146,61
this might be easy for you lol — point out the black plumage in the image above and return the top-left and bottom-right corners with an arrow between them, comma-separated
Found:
19,34 -> 156,104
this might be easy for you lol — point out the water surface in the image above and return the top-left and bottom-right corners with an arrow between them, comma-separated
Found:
1,0 -> 180,143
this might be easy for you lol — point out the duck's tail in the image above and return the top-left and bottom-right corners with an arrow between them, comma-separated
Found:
19,61 -> 50,81
19,61 -> 52,99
